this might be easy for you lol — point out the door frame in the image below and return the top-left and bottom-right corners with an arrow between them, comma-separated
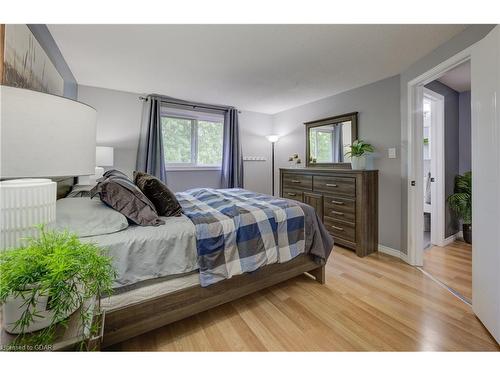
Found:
422,88 -> 445,248
406,48 -> 472,266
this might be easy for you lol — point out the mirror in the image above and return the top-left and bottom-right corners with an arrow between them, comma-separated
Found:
305,112 -> 358,167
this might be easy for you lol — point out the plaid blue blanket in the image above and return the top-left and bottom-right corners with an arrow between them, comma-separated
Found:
176,188 -> 305,286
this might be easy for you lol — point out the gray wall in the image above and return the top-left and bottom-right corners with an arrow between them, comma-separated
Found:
77,85 -> 273,194
273,75 -> 402,251
424,80 -> 460,237
459,90 -> 472,174
399,24 -> 494,254
28,24 -> 78,99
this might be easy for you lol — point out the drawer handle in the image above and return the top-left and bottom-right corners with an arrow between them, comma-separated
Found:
331,225 -> 344,231
331,210 -> 344,216
291,180 -> 301,183
331,200 -> 344,205
326,183 -> 338,187
287,193 -> 297,196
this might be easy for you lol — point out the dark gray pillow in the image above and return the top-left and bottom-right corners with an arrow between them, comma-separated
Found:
101,169 -> 131,181
91,175 -> 164,226
134,171 -> 183,217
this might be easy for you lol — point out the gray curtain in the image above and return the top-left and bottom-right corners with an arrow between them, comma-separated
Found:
221,108 -> 244,188
136,96 -> 167,182
332,124 -> 344,163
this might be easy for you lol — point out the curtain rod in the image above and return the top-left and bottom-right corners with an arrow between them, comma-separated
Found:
139,95 -> 241,113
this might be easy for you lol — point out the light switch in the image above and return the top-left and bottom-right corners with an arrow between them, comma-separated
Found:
388,148 -> 397,159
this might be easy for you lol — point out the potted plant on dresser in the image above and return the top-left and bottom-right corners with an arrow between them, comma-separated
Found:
0,227 -> 115,350
447,171 -> 472,244
345,139 -> 375,170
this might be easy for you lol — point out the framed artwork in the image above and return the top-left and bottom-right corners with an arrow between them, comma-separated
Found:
0,24 -> 64,96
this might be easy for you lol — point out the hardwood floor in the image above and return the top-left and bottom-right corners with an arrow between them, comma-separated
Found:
423,240 -> 472,301
108,246 -> 498,351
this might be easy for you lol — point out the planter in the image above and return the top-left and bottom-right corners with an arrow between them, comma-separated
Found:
462,223 -> 472,244
350,155 -> 366,170
3,283 -> 82,334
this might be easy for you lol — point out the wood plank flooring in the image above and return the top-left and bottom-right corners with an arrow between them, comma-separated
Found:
423,240 -> 472,301
108,246 -> 498,351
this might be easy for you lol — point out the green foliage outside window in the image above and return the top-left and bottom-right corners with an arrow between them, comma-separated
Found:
162,116 -> 223,166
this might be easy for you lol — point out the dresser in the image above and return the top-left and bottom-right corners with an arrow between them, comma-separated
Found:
279,168 -> 378,257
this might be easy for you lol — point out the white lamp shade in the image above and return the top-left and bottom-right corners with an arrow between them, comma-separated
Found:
266,134 -> 280,143
96,146 -> 114,167
0,179 -> 56,250
0,85 -> 97,178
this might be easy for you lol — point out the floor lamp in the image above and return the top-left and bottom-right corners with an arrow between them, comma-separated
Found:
266,135 -> 280,196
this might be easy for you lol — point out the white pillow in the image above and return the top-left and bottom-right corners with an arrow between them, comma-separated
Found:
55,197 -> 129,237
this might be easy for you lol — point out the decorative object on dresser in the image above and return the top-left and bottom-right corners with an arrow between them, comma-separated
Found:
265,135 -> 280,195
305,112 -> 358,168
280,167 -> 378,257
344,139 -> 375,170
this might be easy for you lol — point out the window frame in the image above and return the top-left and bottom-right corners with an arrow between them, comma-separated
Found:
161,110 -> 224,171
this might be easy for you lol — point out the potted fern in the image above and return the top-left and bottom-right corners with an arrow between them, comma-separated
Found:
447,171 -> 472,244
0,227 -> 115,348
345,139 -> 375,170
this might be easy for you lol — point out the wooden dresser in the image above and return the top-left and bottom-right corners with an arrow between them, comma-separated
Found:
279,168 -> 378,257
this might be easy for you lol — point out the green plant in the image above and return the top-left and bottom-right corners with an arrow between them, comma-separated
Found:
0,227 -> 115,349
344,139 -> 375,158
447,171 -> 472,224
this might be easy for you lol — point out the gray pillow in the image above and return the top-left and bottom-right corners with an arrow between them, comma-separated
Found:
55,197 -> 129,237
91,175 -> 164,226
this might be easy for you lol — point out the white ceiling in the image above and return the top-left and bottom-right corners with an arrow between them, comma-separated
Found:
48,24 -> 468,114
437,60 -> 471,92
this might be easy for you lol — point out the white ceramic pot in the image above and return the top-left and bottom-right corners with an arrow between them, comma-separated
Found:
3,284 -> 82,334
350,155 -> 366,170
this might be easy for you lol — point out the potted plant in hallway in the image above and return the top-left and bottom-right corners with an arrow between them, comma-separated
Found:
0,227 -> 115,349
447,171 -> 472,244
345,139 -> 375,170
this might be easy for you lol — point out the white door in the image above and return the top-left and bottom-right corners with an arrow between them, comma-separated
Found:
471,25 -> 500,344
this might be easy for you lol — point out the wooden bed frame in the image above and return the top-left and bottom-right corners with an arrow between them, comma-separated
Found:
102,255 -> 325,348
55,178 -> 327,348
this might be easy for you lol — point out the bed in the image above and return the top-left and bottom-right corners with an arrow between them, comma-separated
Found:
57,180 -> 333,348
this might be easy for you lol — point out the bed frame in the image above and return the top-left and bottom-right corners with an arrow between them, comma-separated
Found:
55,178 -> 326,348
102,255 -> 325,348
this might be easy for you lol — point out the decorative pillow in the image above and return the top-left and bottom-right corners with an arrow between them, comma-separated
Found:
91,175 -> 164,226
134,171 -> 183,217
55,197 -> 129,237
101,169 -> 131,181
66,185 -> 93,198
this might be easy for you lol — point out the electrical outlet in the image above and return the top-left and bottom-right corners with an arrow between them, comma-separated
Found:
388,148 -> 397,159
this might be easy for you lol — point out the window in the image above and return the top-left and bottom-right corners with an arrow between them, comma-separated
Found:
161,112 -> 224,169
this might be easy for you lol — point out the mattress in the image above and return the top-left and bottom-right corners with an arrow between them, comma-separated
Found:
101,272 -> 200,312
82,215 -> 199,289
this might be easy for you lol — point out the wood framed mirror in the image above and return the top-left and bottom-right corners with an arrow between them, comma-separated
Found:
305,112 -> 358,168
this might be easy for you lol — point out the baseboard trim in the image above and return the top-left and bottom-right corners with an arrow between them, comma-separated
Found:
442,231 -> 458,246
378,244 -> 411,263
378,245 -> 401,258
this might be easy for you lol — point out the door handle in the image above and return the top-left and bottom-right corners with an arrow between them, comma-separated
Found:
291,180 -> 301,183
331,200 -> 344,205
430,177 -> 435,182
331,210 -> 344,216
331,225 -> 344,231
326,183 -> 338,187
287,193 -> 297,196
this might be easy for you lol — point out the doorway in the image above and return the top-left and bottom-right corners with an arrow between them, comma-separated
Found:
408,58 -> 473,303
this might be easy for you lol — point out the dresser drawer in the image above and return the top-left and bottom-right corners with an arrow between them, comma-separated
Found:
313,176 -> 356,196
324,207 -> 355,223
323,195 -> 356,214
282,173 -> 313,191
282,188 -> 303,202
324,217 -> 356,243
